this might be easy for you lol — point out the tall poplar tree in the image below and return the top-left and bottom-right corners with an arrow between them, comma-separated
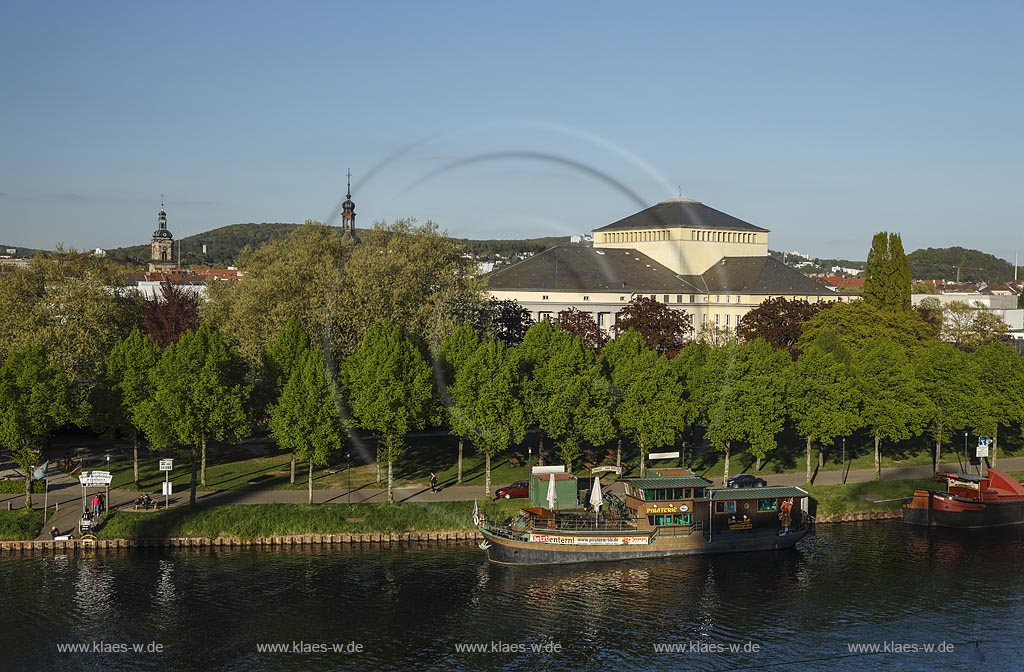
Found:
863,231 -> 912,312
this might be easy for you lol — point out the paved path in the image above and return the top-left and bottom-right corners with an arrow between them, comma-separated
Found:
6,457 -> 1023,541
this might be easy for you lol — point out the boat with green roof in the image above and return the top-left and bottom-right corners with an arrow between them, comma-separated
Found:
475,467 -> 810,565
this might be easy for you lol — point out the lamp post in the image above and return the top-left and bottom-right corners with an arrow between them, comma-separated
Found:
346,451 -> 351,506
841,437 -> 846,486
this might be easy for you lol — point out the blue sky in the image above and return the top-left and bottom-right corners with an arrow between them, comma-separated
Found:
2,1 -> 1022,265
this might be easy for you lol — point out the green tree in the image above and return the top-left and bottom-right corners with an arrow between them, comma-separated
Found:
527,331 -> 613,471
339,219 -> 486,353
701,340 -> 789,485
140,325 -> 250,504
913,342 -> 975,474
863,231 -> 911,312
203,222 -> 354,364
269,347 -> 345,503
672,341 -> 713,467
261,317 -> 312,483
601,330 -> 687,477
99,328 -> 161,487
941,301 -> 1010,351
342,321 -> 435,503
852,338 -> 927,480
0,345 -> 80,509
439,323 -> 481,483
449,340 -> 527,497
518,320 -> 562,465
789,343 -> 860,484
0,254 -> 143,392
971,343 -> 1024,466
798,300 -> 933,356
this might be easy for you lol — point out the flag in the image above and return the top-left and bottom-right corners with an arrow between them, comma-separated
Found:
32,461 -> 49,481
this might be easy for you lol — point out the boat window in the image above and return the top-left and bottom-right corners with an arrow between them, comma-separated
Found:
757,499 -> 778,512
693,488 -> 705,498
715,501 -> 737,513
682,513 -> 692,525
655,489 -> 666,501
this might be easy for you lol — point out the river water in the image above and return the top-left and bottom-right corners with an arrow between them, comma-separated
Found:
1,521 -> 1022,671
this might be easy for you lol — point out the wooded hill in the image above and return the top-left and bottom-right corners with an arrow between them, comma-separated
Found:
906,247 -> 1017,284
102,222 -> 570,268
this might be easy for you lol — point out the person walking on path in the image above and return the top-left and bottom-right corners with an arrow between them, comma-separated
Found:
429,472 -> 438,493
91,494 -> 101,517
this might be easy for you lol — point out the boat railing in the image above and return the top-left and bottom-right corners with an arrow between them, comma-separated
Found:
653,522 -> 704,538
530,515 -> 639,532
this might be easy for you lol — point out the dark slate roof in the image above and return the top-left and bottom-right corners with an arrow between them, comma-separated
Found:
486,248 -> 836,296
623,476 -> 714,489
710,486 -> 807,501
486,246 -> 703,292
700,256 -> 835,295
595,198 -> 769,233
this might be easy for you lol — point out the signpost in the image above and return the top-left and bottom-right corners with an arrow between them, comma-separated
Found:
977,438 -> 992,477
79,471 -> 113,515
159,459 -> 173,509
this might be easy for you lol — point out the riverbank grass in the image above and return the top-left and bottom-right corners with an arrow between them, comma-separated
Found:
0,509 -> 44,540
96,500 -> 522,541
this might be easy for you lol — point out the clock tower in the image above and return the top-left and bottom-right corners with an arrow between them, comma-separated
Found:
148,199 -> 175,273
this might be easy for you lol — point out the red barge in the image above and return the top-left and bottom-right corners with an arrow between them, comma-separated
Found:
902,468 -> 1024,529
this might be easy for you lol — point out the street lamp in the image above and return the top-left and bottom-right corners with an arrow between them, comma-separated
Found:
841,437 -> 846,486
346,451 -> 351,506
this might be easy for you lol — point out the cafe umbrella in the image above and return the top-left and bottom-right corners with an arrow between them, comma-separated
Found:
589,475 -> 603,526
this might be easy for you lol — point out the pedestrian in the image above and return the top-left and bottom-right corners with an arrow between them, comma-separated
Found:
779,497 -> 793,535
429,472 -> 438,493
97,492 -> 105,516
50,526 -> 60,539
91,494 -> 100,517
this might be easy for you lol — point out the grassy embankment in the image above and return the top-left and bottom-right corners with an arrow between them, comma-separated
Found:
804,471 -> 1024,516
95,499 -> 523,541
0,509 -> 45,541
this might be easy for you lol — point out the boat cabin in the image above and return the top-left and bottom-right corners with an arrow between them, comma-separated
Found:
620,470 -> 809,537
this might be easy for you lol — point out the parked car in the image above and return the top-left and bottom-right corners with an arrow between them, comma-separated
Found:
727,474 -> 767,489
494,481 -> 530,500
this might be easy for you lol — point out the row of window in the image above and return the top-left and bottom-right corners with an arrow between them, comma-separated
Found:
599,230 -> 759,244
649,513 -> 693,526
641,488 -> 706,501
714,499 -> 778,513
603,230 -> 672,243
693,230 -> 757,243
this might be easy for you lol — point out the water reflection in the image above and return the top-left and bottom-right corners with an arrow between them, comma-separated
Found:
1,524 -> 1022,671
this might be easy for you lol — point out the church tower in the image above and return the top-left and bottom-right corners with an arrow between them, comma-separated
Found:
148,198 -> 176,273
340,170 -> 359,243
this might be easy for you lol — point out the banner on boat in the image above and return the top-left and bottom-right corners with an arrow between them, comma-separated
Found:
527,534 -> 649,546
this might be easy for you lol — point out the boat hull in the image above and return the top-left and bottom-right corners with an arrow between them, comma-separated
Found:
480,528 -> 808,565
903,496 -> 1024,529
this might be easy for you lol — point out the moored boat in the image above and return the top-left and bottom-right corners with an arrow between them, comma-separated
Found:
476,468 -> 810,565
902,468 -> 1024,529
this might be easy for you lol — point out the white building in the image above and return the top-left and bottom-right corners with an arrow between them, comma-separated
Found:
488,197 -> 850,335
